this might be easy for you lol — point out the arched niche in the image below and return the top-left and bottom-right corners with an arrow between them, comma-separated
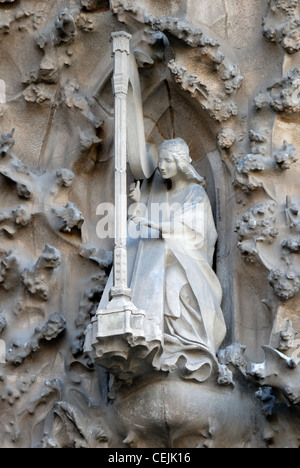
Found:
137,70 -> 233,343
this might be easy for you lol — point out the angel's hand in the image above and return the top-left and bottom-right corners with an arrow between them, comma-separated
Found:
130,216 -> 149,227
129,180 -> 141,203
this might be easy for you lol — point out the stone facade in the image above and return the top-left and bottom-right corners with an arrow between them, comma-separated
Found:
0,0 -> 300,448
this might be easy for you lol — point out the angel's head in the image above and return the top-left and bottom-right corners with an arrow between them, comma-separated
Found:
158,138 -> 204,186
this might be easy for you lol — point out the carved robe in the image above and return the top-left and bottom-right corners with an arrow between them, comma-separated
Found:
125,171 -> 227,381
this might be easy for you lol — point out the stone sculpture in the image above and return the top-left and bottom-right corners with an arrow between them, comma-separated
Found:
1,0 -> 300,449
128,138 -> 226,379
87,137 -> 226,385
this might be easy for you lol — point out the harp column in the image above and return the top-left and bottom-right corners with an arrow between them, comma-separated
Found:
111,31 -> 132,301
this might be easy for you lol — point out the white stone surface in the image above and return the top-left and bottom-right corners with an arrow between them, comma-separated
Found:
0,0 -> 300,449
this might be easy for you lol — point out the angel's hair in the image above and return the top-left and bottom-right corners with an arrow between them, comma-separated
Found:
158,138 -> 205,186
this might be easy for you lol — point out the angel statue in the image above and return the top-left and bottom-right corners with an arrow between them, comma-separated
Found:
124,138 -> 227,383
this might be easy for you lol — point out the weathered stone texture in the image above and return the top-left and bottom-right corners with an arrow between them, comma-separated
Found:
0,0 -> 300,449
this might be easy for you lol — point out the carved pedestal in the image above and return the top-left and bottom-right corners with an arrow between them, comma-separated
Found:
109,373 -> 265,449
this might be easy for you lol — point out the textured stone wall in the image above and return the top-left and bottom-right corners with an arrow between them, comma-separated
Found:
0,0 -> 300,448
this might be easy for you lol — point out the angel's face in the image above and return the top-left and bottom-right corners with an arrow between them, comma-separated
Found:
158,150 -> 178,180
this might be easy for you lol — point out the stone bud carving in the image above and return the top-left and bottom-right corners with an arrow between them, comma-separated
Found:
76,13 -> 94,33
281,19 -> 300,53
234,130 -> 298,193
0,129 -> 34,199
274,140 -> 298,169
255,68 -> 300,113
6,313 -> 66,365
53,202 -> 84,233
37,401 -> 108,448
277,319 -> 297,353
0,252 -> 21,291
249,345 -> 300,405
218,342 -> 247,373
54,9 -> 77,45
36,9 -> 77,49
23,83 -> 56,104
285,195 -> 300,230
268,268 -> 300,301
0,130 -> 83,242
27,379 -> 62,416
236,195 -> 300,301
235,201 -> 279,261
21,245 -> 61,300
263,0 -> 300,54
36,313 -> 67,341
22,7 -> 81,105
0,128 -> 15,156
22,57 -> 58,86
0,205 -> 31,237
255,387 -> 276,417
217,128 -> 236,149
78,127 -> 102,152
2,386 -> 20,406
60,79 -> 104,130
217,342 -> 248,386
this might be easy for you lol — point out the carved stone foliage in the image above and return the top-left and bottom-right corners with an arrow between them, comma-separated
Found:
263,0 -> 300,54
0,0 -> 300,450
0,0 -> 111,443
255,68 -> 300,114
168,60 -> 239,122
234,131 -> 298,193
235,201 -> 279,260
0,130 -> 85,238
236,195 -> 300,302
21,245 -> 61,300
7,312 -> 67,365
250,345 -> 300,405
110,0 -> 243,123
37,401 -> 108,448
